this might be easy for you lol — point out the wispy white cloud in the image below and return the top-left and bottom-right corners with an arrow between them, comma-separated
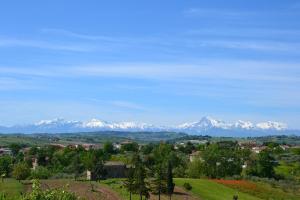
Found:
0,77 -> 41,90
41,28 -> 117,41
0,37 -> 94,52
186,28 -> 300,39
1,60 -> 300,83
183,8 -> 254,18
1,26 -> 300,55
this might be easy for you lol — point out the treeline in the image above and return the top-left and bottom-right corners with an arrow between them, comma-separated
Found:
1,140 -> 299,195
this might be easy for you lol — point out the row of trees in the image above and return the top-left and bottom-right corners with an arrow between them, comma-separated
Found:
187,141 -> 279,179
0,142 -> 115,181
0,140 -> 285,184
124,153 -> 175,200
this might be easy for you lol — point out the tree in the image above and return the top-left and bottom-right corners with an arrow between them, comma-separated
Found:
81,151 -> 97,171
104,142 -> 115,154
72,154 -> 83,180
133,156 -> 149,200
152,163 -> 166,200
0,156 -> 12,180
12,163 -> 30,181
202,142 -> 243,178
9,143 -> 22,157
124,167 -> 135,200
121,142 -> 139,152
257,149 -> 277,178
167,161 -> 175,200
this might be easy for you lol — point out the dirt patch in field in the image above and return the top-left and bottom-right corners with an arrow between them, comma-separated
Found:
25,180 -> 122,200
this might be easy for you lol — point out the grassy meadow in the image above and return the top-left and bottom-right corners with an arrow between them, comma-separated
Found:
0,179 -> 24,199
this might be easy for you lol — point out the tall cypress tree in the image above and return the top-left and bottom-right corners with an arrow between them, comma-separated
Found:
132,154 -> 149,200
152,163 -> 166,200
167,161 -> 175,200
124,166 -> 135,200
135,162 -> 149,200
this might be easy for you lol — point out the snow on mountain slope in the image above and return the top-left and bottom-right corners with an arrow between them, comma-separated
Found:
256,121 -> 287,131
234,120 -> 254,130
177,116 -> 231,130
177,116 -> 286,131
0,116 -> 292,135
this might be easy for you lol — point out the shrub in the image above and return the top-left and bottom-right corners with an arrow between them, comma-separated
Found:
12,163 -> 30,181
30,166 -> 51,179
183,182 -> 192,190
233,195 -> 239,200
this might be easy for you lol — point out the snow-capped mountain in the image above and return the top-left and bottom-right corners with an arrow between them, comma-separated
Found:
176,117 -> 287,132
177,116 -> 231,130
0,116 -> 297,136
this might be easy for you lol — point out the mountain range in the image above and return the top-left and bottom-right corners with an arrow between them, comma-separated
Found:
0,116 -> 299,137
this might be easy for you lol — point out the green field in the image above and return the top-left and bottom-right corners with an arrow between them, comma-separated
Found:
1,178 -> 299,200
175,178 -> 262,200
0,179 -> 24,199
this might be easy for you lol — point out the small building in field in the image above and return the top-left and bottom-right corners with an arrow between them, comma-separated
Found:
104,161 -> 127,178
86,161 -> 128,180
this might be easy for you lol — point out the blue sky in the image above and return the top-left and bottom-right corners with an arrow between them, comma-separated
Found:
0,0 -> 300,128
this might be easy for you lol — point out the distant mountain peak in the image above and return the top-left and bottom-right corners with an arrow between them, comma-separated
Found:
0,116 -> 293,136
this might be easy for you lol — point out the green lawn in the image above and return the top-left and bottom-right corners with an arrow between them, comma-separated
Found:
0,179 -> 24,199
175,178 -> 262,200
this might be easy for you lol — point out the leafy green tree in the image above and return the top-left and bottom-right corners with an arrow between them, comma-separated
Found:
167,161 -> 175,200
0,156 -> 12,179
186,158 -> 204,178
72,154 -> 83,180
104,142 -> 115,154
121,142 -> 139,152
81,150 -> 97,171
12,163 -> 30,181
257,149 -> 277,178
202,142 -> 243,178
9,143 -> 22,156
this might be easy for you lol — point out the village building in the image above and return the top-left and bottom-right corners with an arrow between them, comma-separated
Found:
87,161 -> 128,181
189,151 -> 202,162
0,148 -> 12,156
252,146 -> 267,153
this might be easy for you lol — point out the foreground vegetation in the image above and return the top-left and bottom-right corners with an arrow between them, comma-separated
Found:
0,179 -> 24,199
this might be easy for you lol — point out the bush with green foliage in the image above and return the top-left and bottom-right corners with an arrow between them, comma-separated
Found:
12,163 -> 30,181
183,182 -> 192,190
0,156 -> 12,178
30,166 -> 51,179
